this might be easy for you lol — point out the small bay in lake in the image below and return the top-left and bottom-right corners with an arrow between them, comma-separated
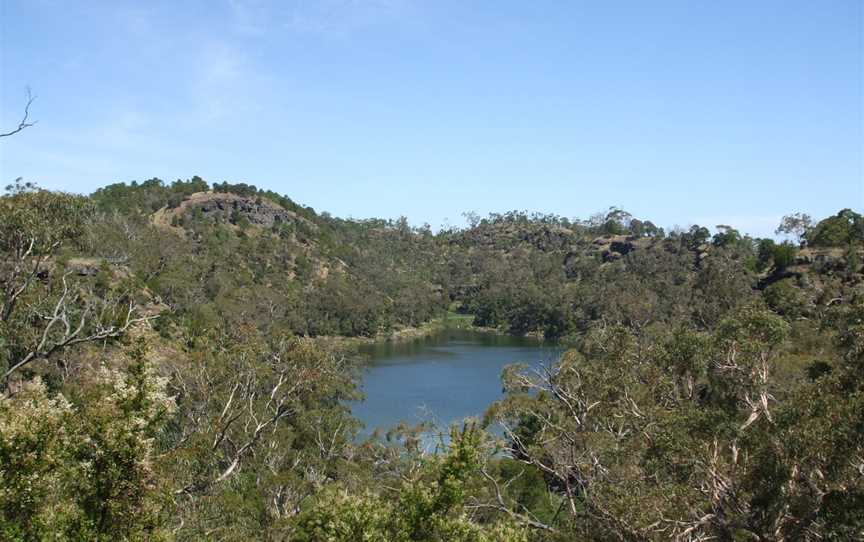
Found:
351,328 -> 560,442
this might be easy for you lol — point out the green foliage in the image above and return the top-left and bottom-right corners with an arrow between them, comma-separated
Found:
0,181 -> 91,257
807,208 -> 864,247
91,176 -> 209,214
763,278 -> 808,317
845,243 -> 861,276
292,424 -> 529,542
754,238 -> 797,273
489,303 -> 860,540
776,212 -> 813,243
682,224 -> 710,248
772,241 -> 797,270
165,330 -> 363,539
0,354 -> 174,541
293,489 -> 393,541
712,224 -> 742,247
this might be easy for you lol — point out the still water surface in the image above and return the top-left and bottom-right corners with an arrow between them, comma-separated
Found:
352,329 -> 559,440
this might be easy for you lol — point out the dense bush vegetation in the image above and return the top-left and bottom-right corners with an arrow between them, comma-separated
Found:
1,178 -> 861,540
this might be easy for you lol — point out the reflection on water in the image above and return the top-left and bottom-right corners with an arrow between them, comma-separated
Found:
351,328 -> 560,443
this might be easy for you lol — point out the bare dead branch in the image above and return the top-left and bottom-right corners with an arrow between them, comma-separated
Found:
174,346 -> 333,496
465,463 -> 559,533
3,277 -> 158,382
0,88 -> 37,138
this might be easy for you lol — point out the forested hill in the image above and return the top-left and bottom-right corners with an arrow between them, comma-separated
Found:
1,177 -> 863,540
86,177 -> 863,341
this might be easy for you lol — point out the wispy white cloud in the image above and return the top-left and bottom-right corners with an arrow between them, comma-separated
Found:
189,41 -> 262,123
224,0 -> 413,39
46,106 -> 161,157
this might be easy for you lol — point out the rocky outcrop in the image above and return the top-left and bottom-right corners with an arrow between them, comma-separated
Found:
602,249 -> 623,262
796,246 -> 859,274
191,193 -> 295,227
610,239 -> 635,256
592,235 -> 654,262
521,225 -> 576,251
159,192 -> 316,231
457,223 -> 579,252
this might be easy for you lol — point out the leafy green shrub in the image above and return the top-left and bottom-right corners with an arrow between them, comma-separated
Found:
763,279 -> 807,317
292,425 -> 529,542
0,356 -> 175,540
771,242 -> 797,270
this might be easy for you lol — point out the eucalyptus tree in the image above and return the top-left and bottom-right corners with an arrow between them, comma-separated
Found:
0,182 -> 154,387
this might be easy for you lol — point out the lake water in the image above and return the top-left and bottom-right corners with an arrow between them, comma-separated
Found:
351,328 -> 559,442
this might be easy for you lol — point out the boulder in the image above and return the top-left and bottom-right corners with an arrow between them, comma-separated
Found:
602,249 -> 623,262
610,240 -> 635,256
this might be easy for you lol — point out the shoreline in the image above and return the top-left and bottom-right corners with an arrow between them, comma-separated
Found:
314,313 -> 548,353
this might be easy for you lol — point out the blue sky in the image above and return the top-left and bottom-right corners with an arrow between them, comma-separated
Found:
1,0 -> 861,236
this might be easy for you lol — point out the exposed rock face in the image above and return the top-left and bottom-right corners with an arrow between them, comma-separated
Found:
66,258 -> 101,277
610,240 -> 635,256
602,249 -> 623,262
563,251 -> 581,278
796,246 -> 859,274
193,194 -> 294,227
591,235 -> 654,263
164,192 -> 316,231
514,226 -> 576,251
460,224 -> 578,252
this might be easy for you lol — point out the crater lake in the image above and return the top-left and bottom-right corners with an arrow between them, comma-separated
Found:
352,328 -> 560,444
